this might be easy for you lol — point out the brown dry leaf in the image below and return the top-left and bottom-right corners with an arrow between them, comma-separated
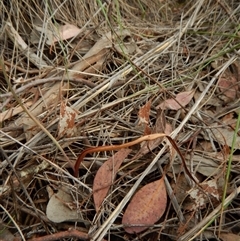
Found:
157,90 -> 195,110
58,102 -> 78,138
5,21 -> 47,69
0,101 -> 32,122
194,90 -> 221,107
138,99 -> 151,125
70,48 -> 108,79
15,82 -> 69,141
201,179 -> 220,200
138,99 -> 152,134
35,23 -> 83,46
164,122 -> 172,135
84,29 -> 130,59
143,125 -> 152,135
177,211 -> 196,237
133,110 -> 166,160
220,233 -> 240,241
191,153 -> 223,177
69,29 -> 130,79
218,73 -> 238,101
210,125 -> 240,149
187,179 -> 219,210
171,173 -> 191,204
198,140 -> 214,152
222,113 -> 236,127
51,23 -> 82,44
93,149 -> 131,212
30,11 -> 83,45
122,177 -> 167,234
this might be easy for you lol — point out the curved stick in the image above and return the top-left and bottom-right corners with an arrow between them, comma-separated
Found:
74,133 -> 166,177
73,133 -> 198,186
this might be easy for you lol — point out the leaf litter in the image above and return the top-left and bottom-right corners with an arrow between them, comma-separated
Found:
1,1 -> 240,241
93,148 -> 132,212
122,177 -> 167,234
157,90 -> 195,111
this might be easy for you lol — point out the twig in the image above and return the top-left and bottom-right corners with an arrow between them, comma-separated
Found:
177,186 -> 240,241
5,22 -> 48,69
0,77 -> 96,98
27,229 -> 89,241
0,59 -> 72,169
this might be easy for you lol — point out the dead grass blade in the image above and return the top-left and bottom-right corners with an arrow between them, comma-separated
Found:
1,0 -> 240,240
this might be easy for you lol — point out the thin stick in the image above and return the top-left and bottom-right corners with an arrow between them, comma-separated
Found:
0,58 -> 72,169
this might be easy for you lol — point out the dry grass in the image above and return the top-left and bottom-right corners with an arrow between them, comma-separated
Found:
1,0 -> 240,240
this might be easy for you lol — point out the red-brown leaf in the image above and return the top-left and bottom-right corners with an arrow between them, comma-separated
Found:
133,110 -> 166,159
157,90 -> 195,110
218,76 -> 238,100
122,177 -> 167,234
138,99 -> 152,135
93,149 -> 131,212
58,102 -> 78,138
138,99 -> 151,125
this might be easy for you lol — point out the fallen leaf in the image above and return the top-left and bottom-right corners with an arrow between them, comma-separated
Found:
164,122 -> 172,135
58,102 -> 78,138
157,90 -> 195,110
122,177 -> 167,234
187,179 -> 219,210
222,113 -> 236,127
138,99 -> 152,135
194,90 -> 221,107
70,48 -> 108,79
133,110 -> 166,159
220,232 -> 240,241
93,149 -> 132,212
0,101 -> 32,122
46,187 -> 80,223
83,29 -> 130,59
138,99 -> 151,125
210,125 -> 240,149
15,82 -> 69,141
48,23 -> 82,45
69,29 -> 130,80
218,74 -> 238,101
70,30 -> 129,79
171,173 -> 191,204
191,153 -> 224,177
5,21 -> 47,69
201,179 -> 220,200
